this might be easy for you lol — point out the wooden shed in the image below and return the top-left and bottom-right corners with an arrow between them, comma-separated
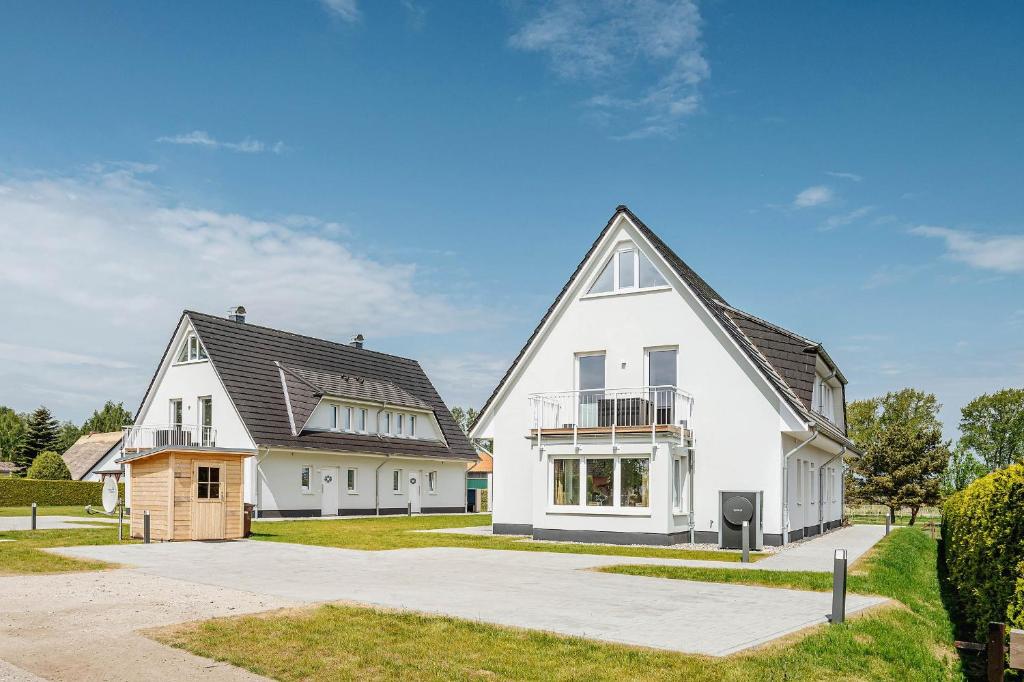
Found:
122,449 -> 252,541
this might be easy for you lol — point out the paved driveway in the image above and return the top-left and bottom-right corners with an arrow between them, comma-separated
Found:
0,516 -> 118,532
55,540 -> 886,657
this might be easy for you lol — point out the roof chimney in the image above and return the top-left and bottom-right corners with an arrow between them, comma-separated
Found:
228,305 -> 246,323
350,333 -> 365,349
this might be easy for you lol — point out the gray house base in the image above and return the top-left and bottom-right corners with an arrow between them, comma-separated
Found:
493,523 -> 533,535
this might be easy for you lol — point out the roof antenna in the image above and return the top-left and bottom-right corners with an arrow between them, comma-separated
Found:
350,333 -> 365,349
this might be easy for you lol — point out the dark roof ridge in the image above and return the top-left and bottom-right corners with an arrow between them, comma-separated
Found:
713,301 -> 819,348
184,310 -> 420,365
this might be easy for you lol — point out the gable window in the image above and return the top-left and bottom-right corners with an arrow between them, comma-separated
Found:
347,468 -> 357,493
175,333 -> 208,363
169,399 -> 183,429
300,465 -> 312,494
586,243 -> 667,295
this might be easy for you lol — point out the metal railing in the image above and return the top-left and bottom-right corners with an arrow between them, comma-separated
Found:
528,386 -> 694,448
121,424 -> 217,454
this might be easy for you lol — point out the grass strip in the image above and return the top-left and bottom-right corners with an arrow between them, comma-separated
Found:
0,526 -> 128,575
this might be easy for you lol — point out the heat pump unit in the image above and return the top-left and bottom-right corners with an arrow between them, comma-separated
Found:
719,490 -> 763,550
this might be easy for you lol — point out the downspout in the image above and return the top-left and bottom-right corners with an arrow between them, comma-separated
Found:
253,445 -> 271,520
374,453 -> 390,516
687,449 -> 695,544
818,446 -> 846,535
781,427 -> 819,545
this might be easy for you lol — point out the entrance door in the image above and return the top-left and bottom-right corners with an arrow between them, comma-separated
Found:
408,470 -> 422,513
321,467 -> 340,517
192,462 -> 225,540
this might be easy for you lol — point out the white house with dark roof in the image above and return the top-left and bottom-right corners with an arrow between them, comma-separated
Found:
470,206 -> 858,547
123,308 -> 476,519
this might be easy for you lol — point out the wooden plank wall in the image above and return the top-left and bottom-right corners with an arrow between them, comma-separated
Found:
171,454 -> 245,540
129,455 -> 170,540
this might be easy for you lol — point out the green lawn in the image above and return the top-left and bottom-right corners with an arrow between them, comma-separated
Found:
0,525 -> 130,575
251,513 -> 760,563
153,528 -> 960,681
0,505 -> 98,517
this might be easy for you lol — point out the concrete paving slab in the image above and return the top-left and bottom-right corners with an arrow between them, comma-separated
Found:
54,540 -> 887,656
754,525 -> 886,572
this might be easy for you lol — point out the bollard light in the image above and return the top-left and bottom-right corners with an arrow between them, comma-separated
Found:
143,510 -> 151,544
31,502 -> 37,531
741,520 -> 750,563
830,548 -> 848,624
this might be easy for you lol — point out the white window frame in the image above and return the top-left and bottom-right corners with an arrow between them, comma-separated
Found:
356,408 -> 367,432
546,454 -> 650,515
174,332 -> 208,364
409,415 -> 416,438
392,468 -> 403,494
396,414 -> 404,437
427,470 -> 437,494
346,467 -> 358,494
300,465 -> 313,495
795,457 -> 803,505
380,411 -> 392,435
584,242 -> 671,297
672,455 -> 688,512
169,399 -> 183,428
330,405 -> 340,430
343,407 -> 353,431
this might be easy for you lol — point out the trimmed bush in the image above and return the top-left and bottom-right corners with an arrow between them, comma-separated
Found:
942,463 -> 1024,639
26,451 -> 71,480
0,477 -> 124,507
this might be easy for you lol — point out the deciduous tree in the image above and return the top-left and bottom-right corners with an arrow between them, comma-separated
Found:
80,400 -> 134,434
25,450 -> 71,480
0,406 -> 28,464
847,389 -> 950,525
958,388 -> 1024,472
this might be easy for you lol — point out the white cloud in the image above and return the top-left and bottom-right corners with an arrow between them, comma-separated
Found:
320,0 -> 360,22
156,130 -> 286,154
420,353 -> 511,409
509,0 -> 708,139
820,206 -> 873,231
911,225 -> 1024,273
825,171 -> 862,182
0,166 -> 473,418
793,185 -> 834,208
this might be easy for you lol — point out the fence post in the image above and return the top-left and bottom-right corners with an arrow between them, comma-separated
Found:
143,510 -> 151,544
741,520 -> 750,563
987,621 -> 1006,682
31,502 -> 37,530
830,548 -> 848,624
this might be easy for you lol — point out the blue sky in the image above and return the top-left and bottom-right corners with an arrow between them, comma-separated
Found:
1,1 -> 1021,436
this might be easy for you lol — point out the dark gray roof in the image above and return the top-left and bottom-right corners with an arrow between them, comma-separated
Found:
280,364 -> 431,412
473,205 -> 856,451
172,311 -> 475,461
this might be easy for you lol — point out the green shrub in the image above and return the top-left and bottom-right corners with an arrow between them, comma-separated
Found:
26,451 -> 71,480
942,462 -> 1024,639
0,477 -> 123,507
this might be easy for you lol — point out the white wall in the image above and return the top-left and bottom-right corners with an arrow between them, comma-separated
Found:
257,448 -> 466,514
83,444 -> 121,482
784,435 -> 844,536
475,216 -> 818,539
306,399 -> 443,442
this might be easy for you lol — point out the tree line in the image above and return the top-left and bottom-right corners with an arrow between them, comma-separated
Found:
846,387 -> 1024,524
0,401 -> 134,478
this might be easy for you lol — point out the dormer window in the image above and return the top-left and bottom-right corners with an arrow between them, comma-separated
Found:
812,373 -> 836,422
587,243 -> 667,295
175,333 -> 208,363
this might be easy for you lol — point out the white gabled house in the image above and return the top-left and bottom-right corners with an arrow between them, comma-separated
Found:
123,308 -> 476,520
470,206 -> 858,547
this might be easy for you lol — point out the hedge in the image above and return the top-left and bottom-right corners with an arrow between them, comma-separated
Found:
0,478 -> 125,507
942,463 -> 1024,639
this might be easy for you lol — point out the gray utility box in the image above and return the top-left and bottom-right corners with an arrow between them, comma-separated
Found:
719,490 -> 763,551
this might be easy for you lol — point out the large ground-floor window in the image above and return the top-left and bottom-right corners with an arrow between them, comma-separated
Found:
550,455 -> 650,510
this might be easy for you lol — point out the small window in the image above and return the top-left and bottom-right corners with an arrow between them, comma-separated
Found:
795,458 -> 803,503
392,469 -> 403,493
175,333 -> 208,363
170,399 -> 183,429
347,468 -> 357,492
428,470 -> 437,493
396,414 -> 404,436
357,408 -> 367,432
409,415 -> 416,437
381,411 -> 392,435
300,465 -> 311,494
198,466 -> 220,499
672,456 -> 686,510
331,405 -> 340,430
343,407 -> 353,431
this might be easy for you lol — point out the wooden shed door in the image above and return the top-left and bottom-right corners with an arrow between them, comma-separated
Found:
192,462 -> 225,540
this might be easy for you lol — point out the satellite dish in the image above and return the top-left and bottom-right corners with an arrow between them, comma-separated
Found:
102,476 -> 118,513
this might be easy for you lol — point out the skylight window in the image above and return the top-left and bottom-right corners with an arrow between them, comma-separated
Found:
175,333 -> 208,363
587,243 -> 667,295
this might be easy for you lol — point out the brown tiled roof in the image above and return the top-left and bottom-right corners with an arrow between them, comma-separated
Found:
472,205 -> 856,451
61,431 -> 122,480
0,461 -> 23,474
469,449 -> 492,473
184,311 -> 476,461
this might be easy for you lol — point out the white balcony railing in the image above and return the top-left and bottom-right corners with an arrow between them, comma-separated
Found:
528,386 -> 694,447
121,424 -> 217,454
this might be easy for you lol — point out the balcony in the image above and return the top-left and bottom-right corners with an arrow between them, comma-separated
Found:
528,386 -> 694,446
121,424 -> 217,455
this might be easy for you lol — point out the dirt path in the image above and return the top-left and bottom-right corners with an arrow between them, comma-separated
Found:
0,569 -> 297,681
